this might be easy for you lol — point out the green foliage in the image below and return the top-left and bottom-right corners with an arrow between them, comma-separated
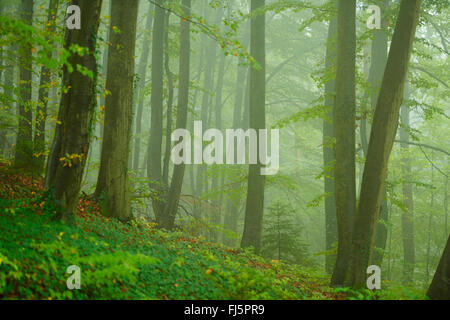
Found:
0,183 -> 334,300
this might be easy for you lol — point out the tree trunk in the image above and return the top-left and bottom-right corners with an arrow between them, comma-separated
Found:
331,0 -> 356,287
427,235 -> 450,300
323,3 -> 337,275
161,0 -> 191,230
46,0 -> 103,220
240,0 -> 266,253
194,5 -> 223,219
133,4 -> 154,172
148,0 -> 166,223
348,0 -> 421,287
363,0 -> 390,267
95,0 -> 111,165
14,0 -> 34,170
444,160 -> 448,239
209,13 -> 228,241
94,0 -> 138,221
399,84 -> 415,284
426,152 -> 434,282
162,11 -> 173,188
224,44 -> 248,246
34,0 -> 59,174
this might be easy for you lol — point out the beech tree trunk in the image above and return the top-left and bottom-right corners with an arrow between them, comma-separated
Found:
399,83 -> 415,284
161,0 -> 191,230
133,4 -> 153,173
162,11 -> 173,188
331,0 -> 356,287
148,0 -> 166,223
363,0 -> 390,267
323,3 -> 337,275
34,0 -> 59,174
348,0 -> 422,287
14,0 -> 34,169
46,0 -> 103,220
241,0 -> 266,253
95,0 -> 138,221
194,5 -> 223,219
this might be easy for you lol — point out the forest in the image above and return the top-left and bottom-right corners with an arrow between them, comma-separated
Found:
0,0 -> 449,301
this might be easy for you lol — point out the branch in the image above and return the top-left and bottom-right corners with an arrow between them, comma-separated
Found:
410,65 -> 449,89
394,140 -> 450,156
418,146 -> 448,178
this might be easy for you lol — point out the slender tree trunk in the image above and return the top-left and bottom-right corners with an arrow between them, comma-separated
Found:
224,56 -> 248,246
34,0 -> 59,174
426,152 -> 434,282
99,0 -> 111,114
331,0 -> 356,287
348,0 -> 422,287
0,2 -> 14,157
94,0 -> 138,221
148,0 -> 166,223
444,163 -> 448,238
96,0 -> 111,156
209,21 -> 228,241
133,4 -> 154,172
399,84 -> 415,284
194,6 -> 223,219
323,4 -> 337,275
14,0 -> 34,169
161,0 -> 191,230
162,11 -> 173,188
46,0 -> 103,220
427,235 -> 450,300
241,0 -> 266,253
362,0 -> 390,267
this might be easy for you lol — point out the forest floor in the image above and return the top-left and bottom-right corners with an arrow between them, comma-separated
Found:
0,162 -> 424,300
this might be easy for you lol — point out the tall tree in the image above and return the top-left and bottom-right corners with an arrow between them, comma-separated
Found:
161,0 -> 191,230
240,0 -> 266,253
45,0 -> 103,220
348,0 -> 422,287
323,3 -> 337,275
34,0 -> 59,174
162,10 -> 173,188
399,82 -> 415,284
133,3 -> 154,172
147,0 -> 166,223
331,0 -> 356,287
362,0 -> 390,267
224,27 -> 249,246
94,0 -> 138,221
14,0 -> 34,169
194,4 -> 223,219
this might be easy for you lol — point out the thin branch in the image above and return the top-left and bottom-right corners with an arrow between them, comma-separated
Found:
410,65 -> 449,89
419,146 -> 448,178
394,140 -> 450,156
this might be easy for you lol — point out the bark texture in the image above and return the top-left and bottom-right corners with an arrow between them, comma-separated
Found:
46,0 -> 103,220
331,0 -> 356,287
241,0 -> 266,253
323,5 -> 337,275
95,0 -> 138,221
34,0 -> 59,174
14,0 -> 34,169
349,0 -> 422,287
161,0 -> 191,230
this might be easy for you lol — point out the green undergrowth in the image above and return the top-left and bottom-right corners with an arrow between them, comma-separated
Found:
0,165 -> 424,300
